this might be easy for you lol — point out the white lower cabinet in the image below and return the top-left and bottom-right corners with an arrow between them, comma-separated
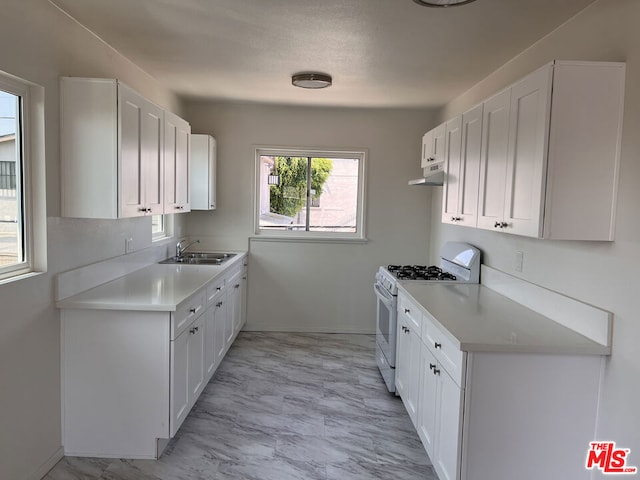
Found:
396,293 -> 423,427
61,256 -> 248,459
399,290 -> 604,480
417,335 -> 464,480
170,312 -> 205,437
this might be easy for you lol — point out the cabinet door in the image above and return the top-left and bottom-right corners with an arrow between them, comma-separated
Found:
434,368 -> 463,480
432,123 -> 446,166
190,134 -> 217,211
119,85 -> 145,217
214,298 -> 227,365
229,270 -> 243,336
405,329 -> 421,427
442,116 -> 463,225
457,104 -> 483,227
421,130 -> 434,168
395,318 -> 409,398
477,89 -> 511,231
170,328 -> 190,436
417,343 -> 438,458
188,315 -> 206,403
164,111 -> 191,214
504,64 -> 552,238
205,305 -> 216,380
141,102 -> 164,215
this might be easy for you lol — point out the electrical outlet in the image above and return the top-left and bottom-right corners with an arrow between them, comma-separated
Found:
125,237 -> 134,254
515,251 -> 524,272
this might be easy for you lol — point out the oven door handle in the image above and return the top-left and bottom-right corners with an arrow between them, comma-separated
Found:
374,283 -> 395,308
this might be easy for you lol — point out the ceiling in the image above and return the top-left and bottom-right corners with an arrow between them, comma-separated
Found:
50,0 -> 596,108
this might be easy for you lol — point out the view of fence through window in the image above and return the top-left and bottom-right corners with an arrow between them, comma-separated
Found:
258,155 -> 360,233
0,89 -> 21,267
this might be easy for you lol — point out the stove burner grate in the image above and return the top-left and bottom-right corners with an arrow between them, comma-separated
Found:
387,264 -> 456,281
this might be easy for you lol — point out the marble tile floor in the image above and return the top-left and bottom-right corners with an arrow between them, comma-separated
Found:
45,332 -> 437,480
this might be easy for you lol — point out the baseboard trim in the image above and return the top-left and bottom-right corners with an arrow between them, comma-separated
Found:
28,446 -> 63,480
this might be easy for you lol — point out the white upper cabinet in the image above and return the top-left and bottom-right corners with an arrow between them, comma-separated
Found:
474,61 -> 624,240
441,116 -> 462,224
164,111 -> 191,214
60,77 -> 191,219
477,89 -> 511,231
190,134 -> 217,211
422,123 -> 446,169
441,104 -> 483,228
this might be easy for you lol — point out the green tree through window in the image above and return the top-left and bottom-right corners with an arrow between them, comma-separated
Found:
269,157 -> 333,218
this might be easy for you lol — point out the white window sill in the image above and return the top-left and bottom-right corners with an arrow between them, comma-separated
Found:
0,270 -> 45,287
250,235 -> 368,245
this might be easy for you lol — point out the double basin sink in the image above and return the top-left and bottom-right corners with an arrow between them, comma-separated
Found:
159,252 -> 236,266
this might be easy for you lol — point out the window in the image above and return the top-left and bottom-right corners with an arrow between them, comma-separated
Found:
255,148 -> 366,240
152,214 -> 172,241
0,70 -> 45,282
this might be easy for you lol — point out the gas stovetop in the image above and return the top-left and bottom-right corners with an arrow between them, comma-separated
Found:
375,242 -> 482,295
387,265 -> 457,281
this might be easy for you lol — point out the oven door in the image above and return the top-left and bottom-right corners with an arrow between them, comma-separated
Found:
374,282 -> 397,369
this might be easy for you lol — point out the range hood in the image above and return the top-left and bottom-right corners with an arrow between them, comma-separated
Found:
408,172 -> 444,186
408,161 -> 445,186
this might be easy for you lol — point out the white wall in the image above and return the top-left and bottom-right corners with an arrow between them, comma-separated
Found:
184,103 -> 437,333
0,1 -> 186,479
429,0 -> 640,468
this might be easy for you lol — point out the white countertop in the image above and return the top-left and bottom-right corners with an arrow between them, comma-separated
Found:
56,253 -> 246,312
398,282 -> 609,355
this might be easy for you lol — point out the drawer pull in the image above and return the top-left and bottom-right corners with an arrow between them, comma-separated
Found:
433,368 -> 441,376
190,308 -> 197,314
404,308 -> 410,314
429,363 -> 436,371
234,284 -> 240,289
189,326 -> 199,334
216,286 -> 222,291
216,301 -> 223,307
434,342 -> 442,349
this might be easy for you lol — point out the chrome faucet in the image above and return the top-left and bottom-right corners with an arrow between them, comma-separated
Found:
176,239 -> 200,258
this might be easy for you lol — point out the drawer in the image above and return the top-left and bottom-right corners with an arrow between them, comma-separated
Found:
171,289 -> 206,340
206,277 -> 225,305
398,292 -> 422,334
422,311 -> 465,387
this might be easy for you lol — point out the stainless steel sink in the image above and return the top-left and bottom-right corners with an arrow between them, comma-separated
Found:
159,252 -> 236,265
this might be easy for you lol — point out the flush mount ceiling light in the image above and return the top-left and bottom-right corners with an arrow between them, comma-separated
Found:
292,72 -> 332,89
412,0 -> 477,7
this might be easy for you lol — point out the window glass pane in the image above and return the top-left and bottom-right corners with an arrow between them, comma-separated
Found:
152,214 -> 164,236
259,155 -> 309,232
0,90 -> 23,267
308,157 -> 358,233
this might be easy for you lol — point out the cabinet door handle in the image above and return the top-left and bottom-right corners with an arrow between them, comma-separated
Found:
234,284 -> 240,289
404,308 -> 410,314
427,157 -> 435,162
434,342 -> 442,349
242,276 -> 247,280
216,301 -> 223,307
501,222 -> 508,228
429,363 -> 436,370
190,308 -> 197,313
216,286 -> 222,291
433,368 -> 441,376
494,221 -> 501,228
189,326 -> 199,334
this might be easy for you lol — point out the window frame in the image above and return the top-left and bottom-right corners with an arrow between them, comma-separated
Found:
152,214 -> 172,242
253,147 -> 367,241
0,75 -> 31,281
